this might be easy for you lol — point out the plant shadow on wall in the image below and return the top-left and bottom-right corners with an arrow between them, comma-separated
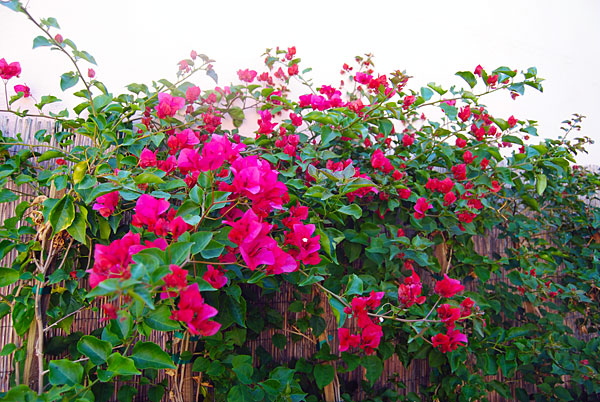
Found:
0,1 -> 599,401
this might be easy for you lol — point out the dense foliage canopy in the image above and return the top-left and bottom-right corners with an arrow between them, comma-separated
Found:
0,1 -> 599,401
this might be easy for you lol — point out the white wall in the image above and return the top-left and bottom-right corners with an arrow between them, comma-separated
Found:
1,0 -> 599,164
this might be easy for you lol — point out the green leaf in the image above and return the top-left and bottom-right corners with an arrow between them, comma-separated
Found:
345,274 -> 363,296
227,385 -> 254,402
38,150 -> 64,162
131,342 -> 176,369
341,352 -> 361,372
67,207 -> 88,244
427,82 -> 447,95
35,95 -> 61,109
521,195 -> 540,212
314,364 -> 335,389
0,343 -> 16,356
92,94 -> 113,111
420,87 -> 434,101
32,35 -> 52,48
337,204 -> 362,219
145,305 -> 181,331
74,50 -> 97,65
0,189 -> 18,203
362,355 -> 383,384
272,333 -> 286,349
328,296 -> 347,328
232,355 -> 253,385
483,354 -> 498,375
190,231 -> 213,255
77,335 -> 111,365
106,352 -> 141,376
536,173 -> 547,196
49,195 -> 75,233
60,72 -> 79,91
192,357 -> 211,372
553,386 -> 573,401
48,359 -> 83,386
456,71 -> 477,88
502,135 -> 523,145
309,315 -> 326,337
134,172 -> 164,184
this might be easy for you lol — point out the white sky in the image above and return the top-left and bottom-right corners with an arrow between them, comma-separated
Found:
1,0 -> 599,164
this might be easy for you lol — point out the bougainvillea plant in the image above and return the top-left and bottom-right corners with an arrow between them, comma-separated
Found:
0,1 -> 599,401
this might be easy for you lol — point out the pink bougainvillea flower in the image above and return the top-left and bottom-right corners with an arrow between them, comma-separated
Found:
288,64 -> 299,76
88,68 -> 95,79
163,264 -> 188,290
284,223 -> 321,266
131,194 -> 170,232
169,216 -> 191,241
203,265 -> 228,289
157,155 -> 177,175
338,328 -> 361,352
463,150 -> 475,164
361,323 -> 383,355
88,232 -> 141,288
167,128 -> 199,154
371,149 -> 394,174
487,74 -> 499,86
474,64 -> 483,77
14,84 -> 30,97
443,191 -> 457,206
237,69 -> 257,83
257,109 -> 277,135
402,134 -> 414,147
239,235 -> 278,271
101,304 -> 117,322
432,328 -> 468,353
460,297 -> 475,317
402,95 -> 416,110
451,163 -> 467,181
398,187 -> 411,200
128,238 -> 168,257
365,290 -> 385,309
156,92 -> 185,119
228,155 -> 288,216
437,304 -> 461,328
434,274 -> 465,298
354,72 -> 373,85
93,191 -> 120,218
0,59 -> 21,80
282,201 -> 309,229
139,148 -> 157,168
198,134 -> 243,172
438,177 -> 454,194
507,115 -> 518,128
266,246 -> 297,275
457,211 -> 476,224
170,283 -> 221,336
455,137 -> 467,148
398,270 -> 426,308
413,197 -> 432,220
177,148 -> 203,175
225,208 -> 265,246
458,106 -> 471,122
480,157 -> 489,170
185,85 -> 201,103
290,112 -> 303,127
